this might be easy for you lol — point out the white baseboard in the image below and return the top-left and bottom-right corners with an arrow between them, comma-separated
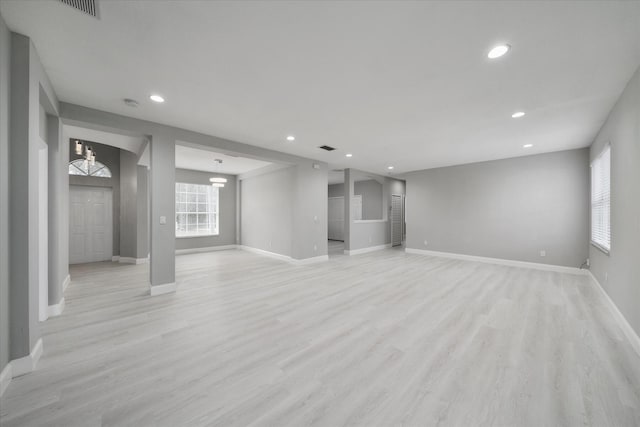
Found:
238,245 -> 329,265
176,245 -> 237,255
10,338 -> 43,378
149,282 -> 177,296
47,297 -> 65,317
62,274 -> 70,292
405,248 -> 585,275
238,245 -> 293,262
112,256 -> 120,262
586,270 -> 640,357
345,244 -> 392,256
119,257 -> 149,265
292,255 -> 329,265
0,363 -> 11,397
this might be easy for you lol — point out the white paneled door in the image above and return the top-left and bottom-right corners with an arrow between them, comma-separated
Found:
69,186 -> 113,264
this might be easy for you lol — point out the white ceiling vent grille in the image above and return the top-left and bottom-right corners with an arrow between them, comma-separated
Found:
59,0 -> 99,18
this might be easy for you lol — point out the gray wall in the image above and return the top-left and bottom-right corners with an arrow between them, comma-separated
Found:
291,161 -> 328,260
136,166 -> 149,259
175,168 -> 237,250
119,150 -> 138,258
241,167 -> 294,257
0,11 -> 11,374
589,66 -> 640,337
8,30 -> 59,362
405,148 -> 590,267
328,179 -> 383,220
69,141 -> 121,256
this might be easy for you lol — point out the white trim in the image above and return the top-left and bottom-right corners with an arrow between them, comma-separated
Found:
149,282 -> 177,296
176,233 -> 220,239
238,245 -> 329,265
47,297 -> 65,317
345,244 -> 392,256
0,363 -> 11,397
587,270 -> 640,358
119,257 -> 149,265
292,255 -> 329,265
176,245 -> 237,255
238,245 -> 293,262
62,274 -> 70,292
10,338 -> 43,378
353,219 -> 388,224
111,256 -> 120,262
405,248 -> 585,275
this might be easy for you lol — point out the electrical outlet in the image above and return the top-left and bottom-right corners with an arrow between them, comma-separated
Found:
540,250 -> 546,257
586,258 -> 590,267
313,244 -> 317,251
424,240 -> 428,246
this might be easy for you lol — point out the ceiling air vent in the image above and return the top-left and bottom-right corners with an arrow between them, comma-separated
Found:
319,145 -> 336,151
59,0 -> 99,18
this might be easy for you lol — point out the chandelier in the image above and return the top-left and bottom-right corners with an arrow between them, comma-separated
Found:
74,140 -> 96,170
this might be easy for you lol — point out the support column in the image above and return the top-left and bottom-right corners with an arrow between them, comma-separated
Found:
343,168 -> 354,252
47,114 -> 67,312
149,134 -> 176,295
9,34 -> 41,360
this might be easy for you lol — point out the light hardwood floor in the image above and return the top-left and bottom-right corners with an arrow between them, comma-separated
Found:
1,248 -> 639,426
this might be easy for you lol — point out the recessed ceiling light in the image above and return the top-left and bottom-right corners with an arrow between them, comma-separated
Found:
345,153 -> 353,158
511,111 -> 525,118
149,94 -> 165,103
286,135 -> 295,141
387,166 -> 394,170
488,44 -> 510,59
523,144 -> 533,148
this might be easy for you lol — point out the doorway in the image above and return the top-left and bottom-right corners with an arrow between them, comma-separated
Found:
69,186 -> 113,264
391,194 -> 405,247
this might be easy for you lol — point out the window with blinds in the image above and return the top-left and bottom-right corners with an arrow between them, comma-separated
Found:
591,145 -> 611,252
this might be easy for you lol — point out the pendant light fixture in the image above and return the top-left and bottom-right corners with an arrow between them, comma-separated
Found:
210,159 -> 226,188
74,140 -> 97,172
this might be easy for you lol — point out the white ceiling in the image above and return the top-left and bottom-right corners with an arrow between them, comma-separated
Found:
175,145 -> 272,175
3,1 -> 639,174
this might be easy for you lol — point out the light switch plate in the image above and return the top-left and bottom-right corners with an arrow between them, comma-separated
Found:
160,216 -> 167,225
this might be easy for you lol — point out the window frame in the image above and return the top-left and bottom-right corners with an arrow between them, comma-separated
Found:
175,182 -> 220,238
68,159 -> 112,178
590,144 -> 611,254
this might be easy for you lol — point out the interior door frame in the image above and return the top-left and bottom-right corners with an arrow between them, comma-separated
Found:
391,193 -> 405,247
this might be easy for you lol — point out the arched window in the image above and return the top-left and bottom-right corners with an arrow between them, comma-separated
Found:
68,159 -> 112,178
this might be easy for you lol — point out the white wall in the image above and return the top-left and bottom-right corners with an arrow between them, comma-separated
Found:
589,65 -> 640,337
404,148 -> 590,267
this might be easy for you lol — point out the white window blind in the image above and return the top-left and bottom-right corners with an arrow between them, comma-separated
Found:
591,146 -> 610,252
175,183 -> 219,237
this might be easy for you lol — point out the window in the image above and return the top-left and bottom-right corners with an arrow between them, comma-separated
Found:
591,145 -> 610,253
68,159 -> 112,178
175,183 -> 219,237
